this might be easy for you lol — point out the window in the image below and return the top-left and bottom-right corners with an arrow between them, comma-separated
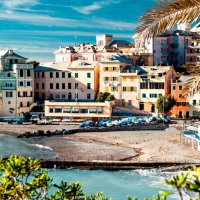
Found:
68,83 -> 71,89
42,83 -> 45,89
179,94 -> 182,98
68,73 -> 71,78
193,99 -> 196,105
55,94 -> 60,99
172,86 -> 176,90
140,82 -> 148,89
55,108 -> 62,113
87,73 -> 91,78
113,77 -> 116,81
151,76 -> 155,79
62,94 -> 65,98
75,93 -> 78,99
158,73 -> 162,77
75,73 -> 78,78
20,70 -> 23,77
87,83 -> 91,89
139,103 -> 144,110
158,94 -> 162,97
123,87 -> 126,92
50,83 -> 53,89
149,94 -> 157,98
50,72 -> 53,78
27,70 -> 31,77
193,111 -> 197,116
8,101 -> 11,104
20,81 -> 23,87
62,72 -> 65,78
113,67 -> 116,71
6,91 -> 12,97
7,73 -> 11,78
105,67 -> 108,71
87,93 -> 91,99
49,108 -> 53,113
112,87 -> 116,91
56,72 -> 59,78
41,72 -> 44,78
75,83 -> 78,89
62,83 -> 65,89
27,81 -> 31,86
105,77 -> 109,81
56,83 -> 59,89
179,86 -> 182,90
142,93 -> 146,98
130,87 -> 134,91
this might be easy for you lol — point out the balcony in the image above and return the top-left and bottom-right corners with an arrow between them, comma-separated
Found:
161,44 -> 168,48
170,43 -> 179,48
12,64 -> 33,69
2,86 -> 16,90
161,52 -> 168,56
170,51 -> 179,56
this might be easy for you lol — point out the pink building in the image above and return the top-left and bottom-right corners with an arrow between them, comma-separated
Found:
153,29 -> 192,67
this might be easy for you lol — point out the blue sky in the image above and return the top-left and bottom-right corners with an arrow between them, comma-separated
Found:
0,0 -> 154,62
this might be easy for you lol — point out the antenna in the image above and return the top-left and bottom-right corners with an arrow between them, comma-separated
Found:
74,36 -> 77,47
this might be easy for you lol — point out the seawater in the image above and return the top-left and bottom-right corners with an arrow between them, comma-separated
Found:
48,169 -> 189,200
0,134 -> 57,159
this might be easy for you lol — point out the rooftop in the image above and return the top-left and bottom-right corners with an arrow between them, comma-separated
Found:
35,62 -> 71,71
100,54 -> 133,63
68,60 -> 98,69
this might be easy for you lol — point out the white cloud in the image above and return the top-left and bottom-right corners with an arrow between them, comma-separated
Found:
0,10 -> 136,30
70,0 -> 121,14
0,0 -> 38,9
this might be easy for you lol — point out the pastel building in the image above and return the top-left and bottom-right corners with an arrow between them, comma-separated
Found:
170,76 -> 200,118
34,61 -> 99,102
99,54 -> 178,112
153,28 -> 192,67
0,50 -> 35,117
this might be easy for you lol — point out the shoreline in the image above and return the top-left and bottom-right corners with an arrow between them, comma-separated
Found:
1,121 -> 200,170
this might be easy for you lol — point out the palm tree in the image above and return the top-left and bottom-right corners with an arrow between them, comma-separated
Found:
134,0 -> 200,97
134,0 -> 200,43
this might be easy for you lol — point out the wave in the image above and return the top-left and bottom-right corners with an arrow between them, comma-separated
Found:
35,144 -> 53,151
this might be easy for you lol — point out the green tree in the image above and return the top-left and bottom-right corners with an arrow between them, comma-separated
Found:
156,95 -> 176,115
27,60 -> 39,69
96,92 -> 115,102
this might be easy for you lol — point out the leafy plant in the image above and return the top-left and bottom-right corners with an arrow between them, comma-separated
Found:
96,92 -> 115,102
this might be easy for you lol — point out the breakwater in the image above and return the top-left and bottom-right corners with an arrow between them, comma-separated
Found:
17,123 -> 168,138
40,160 -> 199,171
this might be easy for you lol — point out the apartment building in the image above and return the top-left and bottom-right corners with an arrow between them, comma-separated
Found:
153,29 -> 192,67
34,60 -> 99,102
0,50 -> 35,117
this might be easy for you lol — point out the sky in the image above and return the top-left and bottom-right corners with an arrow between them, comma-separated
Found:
0,0 -> 154,62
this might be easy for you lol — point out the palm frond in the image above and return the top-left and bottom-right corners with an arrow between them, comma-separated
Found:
182,76 -> 200,97
134,0 -> 200,44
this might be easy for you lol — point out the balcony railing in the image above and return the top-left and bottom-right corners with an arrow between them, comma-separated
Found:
161,52 -> 168,56
12,64 -> 33,69
2,86 -> 16,90
161,44 -> 168,48
170,43 -> 179,48
170,51 -> 179,56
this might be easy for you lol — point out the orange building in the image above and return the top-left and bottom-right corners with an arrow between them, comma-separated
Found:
170,76 -> 190,118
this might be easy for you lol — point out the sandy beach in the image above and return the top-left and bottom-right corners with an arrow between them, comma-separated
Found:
0,122 -> 199,163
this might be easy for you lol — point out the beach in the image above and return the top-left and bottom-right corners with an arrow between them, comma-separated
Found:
0,122 -> 199,163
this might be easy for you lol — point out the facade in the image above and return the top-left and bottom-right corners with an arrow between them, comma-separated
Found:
99,54 -> 177,113
170,76 -> 200,118
45,100 -> 114,119
153,29 -> 192,67
0,50 -> 35,117
34,61 -> 99,102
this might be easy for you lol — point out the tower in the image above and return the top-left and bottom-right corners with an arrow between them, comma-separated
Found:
96,34 -> 113,46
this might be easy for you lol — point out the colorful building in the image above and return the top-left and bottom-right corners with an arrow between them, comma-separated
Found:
0,50 -> 35,117
34,60 -> 99,102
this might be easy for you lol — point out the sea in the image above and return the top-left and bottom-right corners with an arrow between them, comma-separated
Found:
0,134 -> 191,199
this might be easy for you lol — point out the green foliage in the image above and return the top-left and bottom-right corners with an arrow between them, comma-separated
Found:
3,156 -> 200,200
156,95 -> 176,114
96,92 -> 115,102
27,60 -> 39,69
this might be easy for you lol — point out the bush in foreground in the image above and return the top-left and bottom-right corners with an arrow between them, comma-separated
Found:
0,156 -> 200,199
